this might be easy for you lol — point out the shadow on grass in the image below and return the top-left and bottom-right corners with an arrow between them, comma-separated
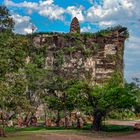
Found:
5,124 -> 134,133
101,125 -> 134,132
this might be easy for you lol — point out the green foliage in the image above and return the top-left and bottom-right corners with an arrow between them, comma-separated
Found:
44,77 -> 77,112
62,47 -> 76,53
0,5 -> 133,133
123,30 -> 129,38
25,62 -> 48,113
0,5 -> 14,31
125,79 -> 140,113
25,63 -> 47,90
95,25 -> 129,38
0,6 -> 32,115
28,45 -> 47,68
30,31 -> 61,37
102,125 -> 133,132
0,32 -> 28,77
66,80 -> 89,111
65,33 -> 81,38
66,72 -> 137,131
83,48 -> 93,57
81,32 -> 95,38
96,29 -> 112,37
0,31 -> 30,111
31,53 -> 45,67
107,109 -> 136,120
91,42 -> 99,49
30,25 -> 129,41
53,50 -> 64,66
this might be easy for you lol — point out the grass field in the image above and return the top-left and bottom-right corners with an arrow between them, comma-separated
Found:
0,125 -> 134,140
4,124 -> 134,132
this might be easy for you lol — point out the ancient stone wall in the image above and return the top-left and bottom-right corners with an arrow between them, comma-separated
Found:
30,27 -> 127,84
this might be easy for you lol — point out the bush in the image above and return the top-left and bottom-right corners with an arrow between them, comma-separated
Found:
102,125 -> 134,132
107,109 -> 136,120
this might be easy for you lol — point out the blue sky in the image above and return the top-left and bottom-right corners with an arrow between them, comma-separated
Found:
1,0 -> 140,82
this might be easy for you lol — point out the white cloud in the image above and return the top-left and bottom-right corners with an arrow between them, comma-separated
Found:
126,36 -> 140,49
67,6 -> 85,21
4,0 -> 39,9
4,0 -> 16,6
4,0 -> 86,21
24,28 -> 33,34
4,0 -> 65,20
11,13 -> 35,34
39,5 -> 65,20
26,9 -> 33,15
89,0 -> 94,5
39,0 -> 54,6
86,0 -> 140,27
99,21 -> 116,26
5,0 -> 140,26
38,0 -> 65,20
81,26 -> 92,32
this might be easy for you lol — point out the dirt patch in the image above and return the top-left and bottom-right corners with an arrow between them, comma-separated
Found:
107,131 -> 140,140
1,130 -> 140,140
37,133 -> 91,140
41,132 -> 140,140
36,131 -> 140,140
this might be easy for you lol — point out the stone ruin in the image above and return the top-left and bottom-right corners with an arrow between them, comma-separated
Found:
27,18 -> 128,127
70,17 -> 80,33
31,18 -> 128,85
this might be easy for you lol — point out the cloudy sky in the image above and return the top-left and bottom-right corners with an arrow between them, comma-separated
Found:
1,0 -> 140,82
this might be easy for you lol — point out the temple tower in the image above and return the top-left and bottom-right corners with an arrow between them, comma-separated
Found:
70,17 -> 80,33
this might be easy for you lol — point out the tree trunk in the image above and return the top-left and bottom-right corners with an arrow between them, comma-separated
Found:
0,127 -> 6,137
44,112 -> 47,126
0,113 -> 6,137
64,108 -> 68,128
44,106 -> 47,126
63,92 -> 68,128
92,112 -> 103,131
76,117 -> 81,128
56,111 -> 60,127
24,113 -> 30,127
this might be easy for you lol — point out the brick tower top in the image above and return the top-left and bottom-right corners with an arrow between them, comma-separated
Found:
70,17 -> 80,33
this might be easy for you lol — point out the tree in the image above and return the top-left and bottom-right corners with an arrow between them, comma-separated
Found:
0,5 -> 14,31
68,73 -> 137,131
125,78 -> 140,113
0,6 -> 31,136
44,76 -> 77,127
0,34 -> 31,125
25,63 -> 48,116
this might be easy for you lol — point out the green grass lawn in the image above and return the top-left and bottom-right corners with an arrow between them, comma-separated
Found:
4,124 -> 134,132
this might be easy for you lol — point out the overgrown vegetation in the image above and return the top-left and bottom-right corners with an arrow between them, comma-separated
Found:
31,25 -> 129,39
0,5 -> 139,138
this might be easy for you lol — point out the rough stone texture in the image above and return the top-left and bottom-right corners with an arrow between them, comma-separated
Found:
30,27 -> 127,84
70,17 -> 80,33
